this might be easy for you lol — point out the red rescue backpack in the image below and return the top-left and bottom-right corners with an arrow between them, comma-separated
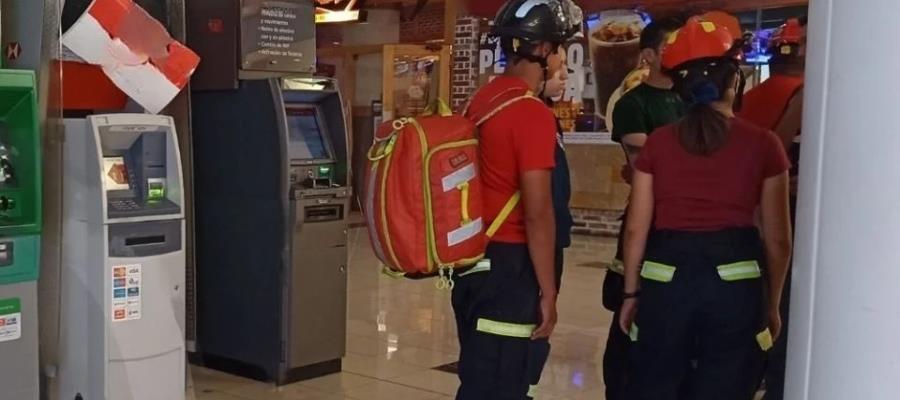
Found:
364,91 -> 541,280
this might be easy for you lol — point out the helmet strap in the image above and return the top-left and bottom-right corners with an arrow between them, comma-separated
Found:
733,66 -> 747,111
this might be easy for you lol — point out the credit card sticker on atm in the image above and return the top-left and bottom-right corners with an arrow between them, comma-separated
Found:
111,264 -> 142,322
0,297 -> 21,342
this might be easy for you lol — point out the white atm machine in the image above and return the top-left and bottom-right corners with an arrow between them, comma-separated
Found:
59,114 -> 186,400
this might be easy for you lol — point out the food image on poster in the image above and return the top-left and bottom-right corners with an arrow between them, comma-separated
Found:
103,156 -> 130,191
112,264 -> 142,322
589,10 -> 647,123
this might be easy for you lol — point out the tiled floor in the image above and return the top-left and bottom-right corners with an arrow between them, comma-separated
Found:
186,230 -> 620,399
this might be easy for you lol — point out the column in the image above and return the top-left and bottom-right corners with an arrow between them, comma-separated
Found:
787,0 -> 900,399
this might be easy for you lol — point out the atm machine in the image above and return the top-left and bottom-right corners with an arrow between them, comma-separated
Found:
59,114 -> 186,400
0,70 -> 42,400
192,77 -> 350,384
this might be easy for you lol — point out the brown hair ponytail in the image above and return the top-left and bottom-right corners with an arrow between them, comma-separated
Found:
670,58 -> 741,156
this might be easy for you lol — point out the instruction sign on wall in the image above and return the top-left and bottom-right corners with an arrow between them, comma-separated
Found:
112,264 -> 142,322
0,298 -> 21,342
241,0 -> 316,73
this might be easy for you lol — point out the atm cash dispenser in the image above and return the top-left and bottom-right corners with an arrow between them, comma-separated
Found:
192,78 -> 350,384
59,114 -> 186,400
0,71 -> 42,400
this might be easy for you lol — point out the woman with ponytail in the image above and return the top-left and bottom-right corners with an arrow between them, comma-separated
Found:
618,17 -> 793,400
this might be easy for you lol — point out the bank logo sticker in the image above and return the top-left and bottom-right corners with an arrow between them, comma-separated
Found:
0,298 -> 22,342
112,264 -> 142,322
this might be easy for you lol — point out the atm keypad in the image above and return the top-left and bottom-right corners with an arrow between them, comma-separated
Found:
110,199 -> 141,211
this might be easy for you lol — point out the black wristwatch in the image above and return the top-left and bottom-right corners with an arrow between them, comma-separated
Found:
623,290 -> 641,300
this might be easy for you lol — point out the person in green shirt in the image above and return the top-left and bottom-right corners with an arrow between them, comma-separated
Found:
602,17 -> 685,400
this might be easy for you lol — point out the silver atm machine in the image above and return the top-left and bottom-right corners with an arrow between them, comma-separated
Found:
59,114 -> 186,400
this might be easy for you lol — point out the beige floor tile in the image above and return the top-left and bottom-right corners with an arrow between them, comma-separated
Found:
341,353 -> 429,380
193,390 -> 251,400
298,372 -> 381,393
225,381 -> 334,400
342,380 -> 445,400
387,369 -> 460,396
191,366 -> 258,393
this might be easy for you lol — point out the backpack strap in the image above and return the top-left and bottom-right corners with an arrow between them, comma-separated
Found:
486,192 -> 521,238
474,91 -> 541,238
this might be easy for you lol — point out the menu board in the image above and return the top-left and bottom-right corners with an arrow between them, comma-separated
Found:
241,0 -> 316,73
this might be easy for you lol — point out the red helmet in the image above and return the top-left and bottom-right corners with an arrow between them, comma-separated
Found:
769,18 -> 804,57
770,18 -> 803,47
661,16 -> 736,71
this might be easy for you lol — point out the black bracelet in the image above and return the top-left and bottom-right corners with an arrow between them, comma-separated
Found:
623,290 -> 641,300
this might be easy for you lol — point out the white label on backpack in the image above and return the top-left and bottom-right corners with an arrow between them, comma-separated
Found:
442,163 -> 477,192
448,218 -> 483,247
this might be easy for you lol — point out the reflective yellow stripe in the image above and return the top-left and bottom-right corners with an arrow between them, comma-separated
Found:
410,118 -> 437,270
717,261 -> 762,281
380,264 -> 407,279
629,324 -> 639,342
458,181 -> 471,224
486,193 -> 521,238
528,385 -> 538,397
379,145 -> 402,269
641,261 -> 676,283
476,318 -> 535,338
757,328 -> 774,351
474,95 -> 542,126
458,259 -> 491,277
609,259 -> 625,275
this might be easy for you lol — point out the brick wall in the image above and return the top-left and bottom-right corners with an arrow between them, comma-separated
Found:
571,208 -> 624,237
451,16 -> 481,109
399,3 -> 445,43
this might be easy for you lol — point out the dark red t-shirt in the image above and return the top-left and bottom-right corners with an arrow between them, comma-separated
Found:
468,76 -> 557,243
635,117 -> 790,231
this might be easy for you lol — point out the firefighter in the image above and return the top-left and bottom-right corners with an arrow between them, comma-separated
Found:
452,1 -> 581,398
739,17 -> 807,400
619,17 -> 793,400
525,43 -> 575,400
605,17 -> 685,400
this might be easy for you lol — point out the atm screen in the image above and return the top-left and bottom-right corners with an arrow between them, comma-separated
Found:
286,107 -> 332,161
102,156 -> 131,191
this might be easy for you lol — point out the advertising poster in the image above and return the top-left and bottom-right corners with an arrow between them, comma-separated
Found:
588,10 -> 648,127
315,0 -> 364,24
103,157 -> 130,191
478,26 -> 600,135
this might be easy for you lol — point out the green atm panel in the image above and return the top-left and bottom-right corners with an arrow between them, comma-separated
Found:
0,70 -> 41,285
0,69 -> 42,400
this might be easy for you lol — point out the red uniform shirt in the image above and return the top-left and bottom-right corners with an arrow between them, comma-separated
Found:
739,74 -> 804,130
468,76 -> 557,243
635,118 -> 790,231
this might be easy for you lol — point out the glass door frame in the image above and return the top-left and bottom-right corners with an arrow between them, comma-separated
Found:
381,44 -> 452,120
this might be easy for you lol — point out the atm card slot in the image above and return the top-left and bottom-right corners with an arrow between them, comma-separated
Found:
304,205 -> 343,222
125,235 -> 167,246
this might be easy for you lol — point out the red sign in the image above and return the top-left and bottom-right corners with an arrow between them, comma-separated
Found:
207,18 -> 224,33
5,43 -> 21,61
